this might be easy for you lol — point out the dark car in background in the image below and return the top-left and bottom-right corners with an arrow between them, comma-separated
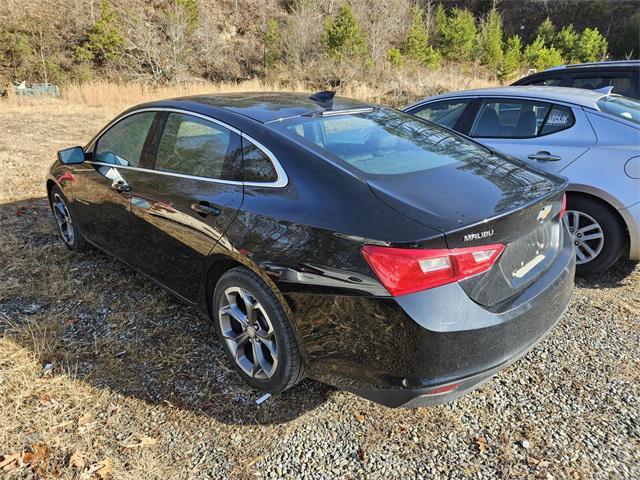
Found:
47,92 -> 574,407
512,60 -> 640,99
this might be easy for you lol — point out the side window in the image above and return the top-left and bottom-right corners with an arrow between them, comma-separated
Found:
242,139 -> 278,183
540,105 -> 575,135
470,100 -> 550,138
529,77 -> 563,87
155,113 -> 239,180
95,112 -> 155,167
570,76 -> 634,97
411,100 -> 471,129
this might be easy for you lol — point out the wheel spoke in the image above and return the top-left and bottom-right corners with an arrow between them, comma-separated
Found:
581,242 -> 596,258
577,224 -> 599,235
581,232 -> 603,242
250,340 -> 262,377
570,211 -> 580,231
219,303 -> 248,328
575,247 -> 587,262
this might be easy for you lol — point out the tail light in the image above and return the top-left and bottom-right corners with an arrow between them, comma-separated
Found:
559,193 -> 567,218
361,243 -> 505,296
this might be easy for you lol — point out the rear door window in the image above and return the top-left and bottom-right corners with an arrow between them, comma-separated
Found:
409,99 -> 471,129
154,113 -> 241,180
241,139 -> 278,183
470,100 -> 550,138
570,75 -> 634,97
95,112 -> 156,167
540,105 -> 575,134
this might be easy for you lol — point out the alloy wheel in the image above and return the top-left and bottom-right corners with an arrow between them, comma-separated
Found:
52,192 -> 75,245
565,210 -> 604,265
218,287 -> 278,379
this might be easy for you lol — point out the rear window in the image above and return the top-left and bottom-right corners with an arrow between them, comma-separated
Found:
274,109 -> 491,176
596,96 -> 640,126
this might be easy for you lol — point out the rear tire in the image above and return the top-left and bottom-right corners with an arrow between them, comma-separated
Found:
566,196 -> 625,276
49,185 -> 88,252
212,267 -> 305,393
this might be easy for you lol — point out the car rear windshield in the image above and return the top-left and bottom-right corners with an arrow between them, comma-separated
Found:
273,108 -> 491,177
596,96 -> 640,126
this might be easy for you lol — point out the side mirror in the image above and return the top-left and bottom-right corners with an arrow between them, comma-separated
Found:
57,146 -> 85,165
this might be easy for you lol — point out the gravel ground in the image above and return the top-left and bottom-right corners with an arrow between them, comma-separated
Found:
0,103 -> 638,479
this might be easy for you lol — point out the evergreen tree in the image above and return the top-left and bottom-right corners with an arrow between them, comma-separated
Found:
264,18 -> 281,69
404,6 -> 441,68
477,6 -> 503,71
387,47 -> 404,69
322,5 -> 367,60
76,1 -> 124,64
524,35 -> 564,70
498,34 -> 522,80
575,27 -> 608,62
536,17 -> 555,47
556,24 -> 579,62
441,8 -> 476,62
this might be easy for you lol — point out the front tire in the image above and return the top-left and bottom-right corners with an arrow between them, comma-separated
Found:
212,267 -> 305,393
566,196 -> 625,276
49,185 -> 88,252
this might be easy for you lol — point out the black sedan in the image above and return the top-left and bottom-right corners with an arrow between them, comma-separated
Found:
47,92 -> 575,407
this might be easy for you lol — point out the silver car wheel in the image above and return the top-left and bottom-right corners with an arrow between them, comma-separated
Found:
52,192 -> 75,245
565,210 -> 604,265
218,287 -> 278,379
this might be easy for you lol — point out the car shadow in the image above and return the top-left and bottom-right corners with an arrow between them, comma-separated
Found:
0,197 -> 331,425
575,258 -> 639,290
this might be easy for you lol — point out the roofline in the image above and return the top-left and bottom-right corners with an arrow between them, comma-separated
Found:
405,86 -> 608,110
545,60 -> 640,71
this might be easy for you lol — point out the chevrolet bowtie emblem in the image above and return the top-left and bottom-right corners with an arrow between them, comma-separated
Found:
537,205 -> 553,222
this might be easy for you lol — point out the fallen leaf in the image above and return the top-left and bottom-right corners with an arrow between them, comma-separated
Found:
528,456 -> 540,466
121,436 -> 157,449
475,436 -> 489,454
22,443 -> 49,465
78,413 -> 94,426
357,447 -> 366,462
0,453 -> 20,471
82,458 -> 112,480
94,458 -> 112,479
69,450 -> 85,470
355,413 -> 365,422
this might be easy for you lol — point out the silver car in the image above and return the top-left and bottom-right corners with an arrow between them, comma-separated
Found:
405,86 -> 640,275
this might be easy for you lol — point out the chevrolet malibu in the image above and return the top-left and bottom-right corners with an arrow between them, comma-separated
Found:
47,92 -> 575,407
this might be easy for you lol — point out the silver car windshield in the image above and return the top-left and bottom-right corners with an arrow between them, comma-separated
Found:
597,96 -> 640,126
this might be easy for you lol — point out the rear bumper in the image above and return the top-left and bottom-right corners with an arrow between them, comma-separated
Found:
287,225 -> 575,407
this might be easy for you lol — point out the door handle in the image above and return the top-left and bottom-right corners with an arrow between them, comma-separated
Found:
191,201 -> 220,217
527,151 -> 561,162
113,180 -> 132,193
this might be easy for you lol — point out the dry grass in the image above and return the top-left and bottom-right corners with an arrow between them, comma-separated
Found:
3,65 -> 495,110
0,86 -> 638,479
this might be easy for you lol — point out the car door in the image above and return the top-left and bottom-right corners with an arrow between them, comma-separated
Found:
72,111 -> 158,260
123,111 -> 244,301
467,98 -> 597,174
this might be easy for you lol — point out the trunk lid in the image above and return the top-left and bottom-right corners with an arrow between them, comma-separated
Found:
367,153 -> 567,306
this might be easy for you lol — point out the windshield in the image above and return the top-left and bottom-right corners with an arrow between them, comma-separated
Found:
597,96 -> 640,126
273,108 -> 492,177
